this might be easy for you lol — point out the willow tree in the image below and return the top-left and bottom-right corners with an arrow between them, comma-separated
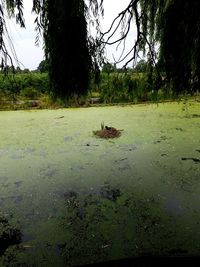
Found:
101,0 -> 200,94
33,0 -> 94,99
0,0 -> 103,99
160,0 -> 200,93
33,0 -> 104,99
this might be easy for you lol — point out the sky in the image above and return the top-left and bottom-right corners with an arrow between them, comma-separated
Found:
6,0 -> 136,70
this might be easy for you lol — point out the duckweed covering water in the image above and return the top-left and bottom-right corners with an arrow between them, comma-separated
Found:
0,100 -> 200,266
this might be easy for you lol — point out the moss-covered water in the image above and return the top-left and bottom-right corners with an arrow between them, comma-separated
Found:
0,100 -> 200,266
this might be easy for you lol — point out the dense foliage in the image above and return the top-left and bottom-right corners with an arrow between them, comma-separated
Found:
0,63 -> 175,107
0,72 -> 49,99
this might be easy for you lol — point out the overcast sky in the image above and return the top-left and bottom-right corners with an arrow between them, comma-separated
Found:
6,0 -> 135,70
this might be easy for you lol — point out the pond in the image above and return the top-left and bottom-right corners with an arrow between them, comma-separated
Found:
0,100 -> 200,266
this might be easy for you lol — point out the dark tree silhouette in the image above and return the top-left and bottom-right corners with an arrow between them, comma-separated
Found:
161,0 -> 200,93
35,0 -> 92,99
33,0 -> 104,99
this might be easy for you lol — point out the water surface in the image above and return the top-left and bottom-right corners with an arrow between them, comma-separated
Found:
0,100 -> 200,266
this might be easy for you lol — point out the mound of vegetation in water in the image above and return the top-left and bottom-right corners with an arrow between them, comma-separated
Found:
93,123 -> 122,139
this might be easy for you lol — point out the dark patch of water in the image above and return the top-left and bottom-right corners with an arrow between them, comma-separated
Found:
0,214 -> 21,256
10,154 -> 24,160
64,184 -> 121,203
14,195 -> 23,204
22,232 -> 34,243
164,197 -> 183,216
14,181 -> 23,188
64,136 -> 73,142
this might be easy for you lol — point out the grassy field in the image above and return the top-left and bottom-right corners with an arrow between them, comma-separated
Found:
0,99 -> 200,266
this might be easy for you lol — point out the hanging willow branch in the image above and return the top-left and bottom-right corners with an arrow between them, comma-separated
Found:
99,0 -> 140,66
97,0 -> 163,88
99,0 -> 159,69
0,0 -> 25,70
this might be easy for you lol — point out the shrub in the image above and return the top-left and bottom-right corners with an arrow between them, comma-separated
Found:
20,87 -> 40,99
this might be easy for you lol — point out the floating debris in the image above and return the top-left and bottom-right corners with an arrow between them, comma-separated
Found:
56,116 -> 64,119
161,153 -> 168,157
115,157 -> 128,162
181,157 -> 200,163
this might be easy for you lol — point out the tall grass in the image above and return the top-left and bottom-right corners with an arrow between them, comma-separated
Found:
0,71 -> 192,109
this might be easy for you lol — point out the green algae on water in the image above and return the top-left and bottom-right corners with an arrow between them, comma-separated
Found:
0,99 -> 200,265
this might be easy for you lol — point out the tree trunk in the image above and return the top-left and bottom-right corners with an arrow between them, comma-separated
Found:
46,0 -> 91,99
